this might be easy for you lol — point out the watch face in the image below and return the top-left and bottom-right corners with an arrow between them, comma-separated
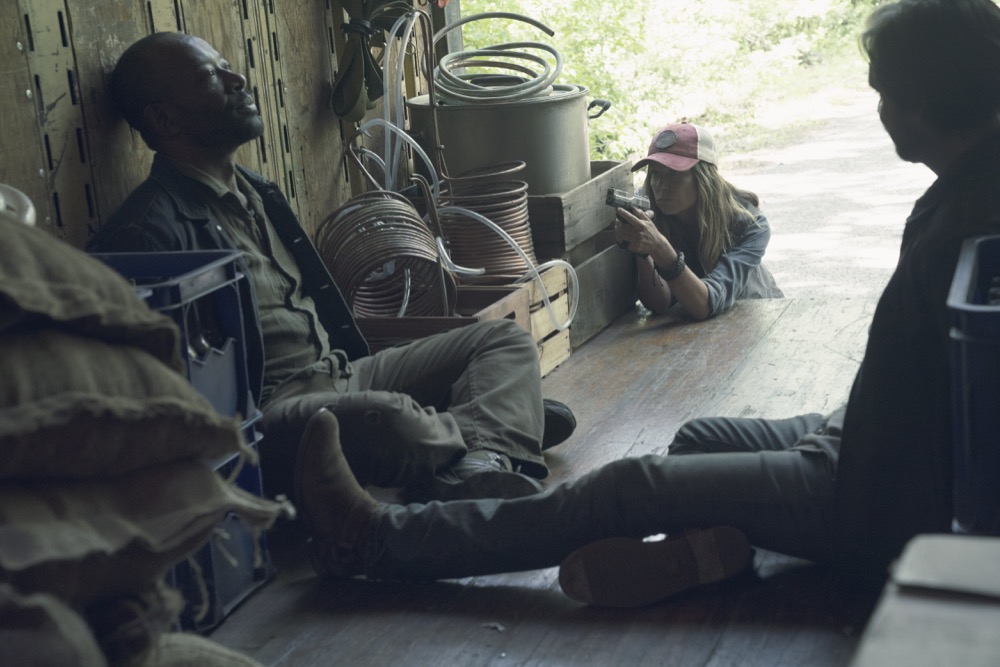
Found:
655,130 -> 678,150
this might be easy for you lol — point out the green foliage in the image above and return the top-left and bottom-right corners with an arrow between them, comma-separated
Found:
452,0 -> 880,164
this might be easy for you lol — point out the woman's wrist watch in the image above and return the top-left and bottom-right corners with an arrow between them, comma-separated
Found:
655,251 -> 686,282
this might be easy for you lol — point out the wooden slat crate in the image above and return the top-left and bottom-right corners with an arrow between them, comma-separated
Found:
524,160 -> 639,353
527,160 -> 635,260
356,265 -> 572,376
568,230 -> 638,350
521,264 -> 572,376
355,285 -> 531,353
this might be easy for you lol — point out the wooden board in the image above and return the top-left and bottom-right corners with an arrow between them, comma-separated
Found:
18,0 -> 102,243
61,0 -> 183,243
524,264 -> 570,341
0,4 -> 50,235
538,327 -> 571,377
530,294 -> 570,344
523,262 -> 569,306
528,160 -> 634,259
569,238 -> 637,349
6,0 -> 431,250
355,285 -> 531,352
267,2 -> 354,234
210,298 -> 881,667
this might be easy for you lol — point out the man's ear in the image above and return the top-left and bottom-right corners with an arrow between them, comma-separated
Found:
143,102 -> 180,139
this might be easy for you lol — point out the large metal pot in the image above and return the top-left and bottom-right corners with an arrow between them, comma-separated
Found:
406,84 -> 610,196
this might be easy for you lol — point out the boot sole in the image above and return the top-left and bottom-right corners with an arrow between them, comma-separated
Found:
558,526 -> 753,607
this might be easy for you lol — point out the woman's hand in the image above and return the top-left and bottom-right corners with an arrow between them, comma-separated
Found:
614,207 -> 711,319
615,207 -> 673,314
615,208 -> 671,257
614,207 -> 668,257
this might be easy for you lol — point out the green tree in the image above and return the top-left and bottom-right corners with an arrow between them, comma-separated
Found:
452,0 -> 877,163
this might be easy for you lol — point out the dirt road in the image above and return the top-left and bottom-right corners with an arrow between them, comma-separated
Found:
724,86 -> 936,299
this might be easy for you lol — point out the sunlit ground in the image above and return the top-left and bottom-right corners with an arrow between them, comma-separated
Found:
723,86 -> 935,299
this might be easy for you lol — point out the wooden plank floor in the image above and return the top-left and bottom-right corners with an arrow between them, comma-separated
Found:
211,297 -> 882,666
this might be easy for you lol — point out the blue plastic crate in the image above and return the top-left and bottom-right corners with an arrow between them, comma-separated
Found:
947,235 -> 1000,534
170,412 -> 275,633
92,250 -> 254,420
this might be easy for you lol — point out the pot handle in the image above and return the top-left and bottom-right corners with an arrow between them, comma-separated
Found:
588,99 -> 612,119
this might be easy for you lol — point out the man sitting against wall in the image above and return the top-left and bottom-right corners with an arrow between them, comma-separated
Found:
87,31 -> 576,504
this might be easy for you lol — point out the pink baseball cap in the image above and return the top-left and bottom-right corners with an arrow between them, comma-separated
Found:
631,123 -> 717,173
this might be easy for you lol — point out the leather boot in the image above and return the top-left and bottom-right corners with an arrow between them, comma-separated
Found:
542,398 -> 577,450
293,408 -> 379,577
558,526 -> 753,607
406,449 -> 544,503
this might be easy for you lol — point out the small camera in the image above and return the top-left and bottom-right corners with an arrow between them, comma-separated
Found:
606,188 -> 650,211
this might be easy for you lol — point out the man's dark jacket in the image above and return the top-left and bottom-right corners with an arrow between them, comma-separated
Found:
87,155 -> 370,409
834,132 -> 1000,579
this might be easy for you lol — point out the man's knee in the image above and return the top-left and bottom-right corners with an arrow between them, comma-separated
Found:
471,317 -> 530,343
480,319 -> 538,363
670,418 -> 717,453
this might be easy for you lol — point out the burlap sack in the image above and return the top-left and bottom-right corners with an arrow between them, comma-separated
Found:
0,219 -> 180,368
0,329 -> 249,480
0,460 -> 291,608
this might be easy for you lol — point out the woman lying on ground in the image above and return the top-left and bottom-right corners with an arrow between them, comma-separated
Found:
615,122 -> 783,320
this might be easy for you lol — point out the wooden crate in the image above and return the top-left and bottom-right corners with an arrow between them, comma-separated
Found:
521,227 -> 638,353
568,230 -> 638,350
453,265 -> 573,376
521,264 -> 572,376
355,285 -> 531,353
528,160 -> 635,260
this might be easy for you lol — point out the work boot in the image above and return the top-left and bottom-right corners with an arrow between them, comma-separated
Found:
558,526 -> 753,607
408,450 -> 544,503
293,408 -> 378,578
542,398 -> 577,450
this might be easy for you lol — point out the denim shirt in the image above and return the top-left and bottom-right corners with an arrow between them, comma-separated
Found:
656,200 -> 783,317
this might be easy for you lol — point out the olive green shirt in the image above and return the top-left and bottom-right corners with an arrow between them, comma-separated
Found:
169,159 -> 331,403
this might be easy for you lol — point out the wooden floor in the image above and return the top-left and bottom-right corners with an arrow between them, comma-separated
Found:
211,297 -> 882,666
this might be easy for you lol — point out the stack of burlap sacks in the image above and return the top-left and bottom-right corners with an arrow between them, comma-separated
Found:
0,220 -> 292,666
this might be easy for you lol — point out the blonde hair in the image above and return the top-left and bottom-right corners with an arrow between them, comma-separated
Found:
645,161 -> 759,271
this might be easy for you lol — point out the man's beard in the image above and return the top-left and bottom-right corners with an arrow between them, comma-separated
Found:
887,127 -> 922,164
201,114 -> 265,152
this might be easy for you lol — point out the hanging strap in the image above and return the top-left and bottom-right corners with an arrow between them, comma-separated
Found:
331,0 -> 411,121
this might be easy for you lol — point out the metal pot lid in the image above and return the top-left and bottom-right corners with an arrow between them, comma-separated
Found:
409,83 -> 587,109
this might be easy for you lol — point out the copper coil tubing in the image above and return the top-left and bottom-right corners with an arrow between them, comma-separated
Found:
314,190 -> 456,318
439,161 -> 538,281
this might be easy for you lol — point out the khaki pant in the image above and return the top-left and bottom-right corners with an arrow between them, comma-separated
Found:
259,319 -> 546,496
